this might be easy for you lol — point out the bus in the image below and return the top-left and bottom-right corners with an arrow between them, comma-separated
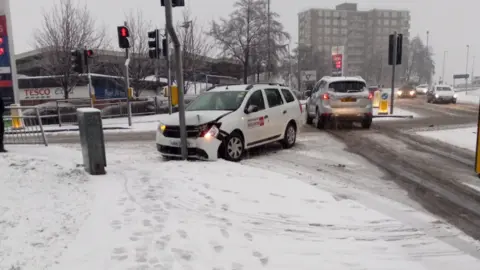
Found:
17,74 -> 166,105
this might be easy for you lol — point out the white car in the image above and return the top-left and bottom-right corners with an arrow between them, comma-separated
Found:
416,84 -> 429,94
156,84 -> 303,161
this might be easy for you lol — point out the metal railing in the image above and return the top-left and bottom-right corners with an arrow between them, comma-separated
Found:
3,106 -> 48,146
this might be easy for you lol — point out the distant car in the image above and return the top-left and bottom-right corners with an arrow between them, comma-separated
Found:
305,76 -> 373,129
367,86 -> 381,94
156,83 -> 303,161
426,85 -> 457,104
415,84 -> 429,94
396,85 -> 417,98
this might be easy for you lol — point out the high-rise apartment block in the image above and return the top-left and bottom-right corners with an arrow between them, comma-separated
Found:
298,3 -> 410,84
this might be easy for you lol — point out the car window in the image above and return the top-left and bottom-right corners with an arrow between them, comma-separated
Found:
436,86 -> 452,91
264,88 -> 284,108
328,81 -> 366,93
186,91 -> 247,111
312,81 -> 320,94
281,89 -> 295,103
245,90 -> 265,111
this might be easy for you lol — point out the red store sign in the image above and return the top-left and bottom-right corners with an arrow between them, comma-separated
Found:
23,88 -> 52,98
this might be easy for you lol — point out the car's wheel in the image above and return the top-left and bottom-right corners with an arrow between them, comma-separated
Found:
315,108 -> 325,129
223,131 -> 244,162
305,108 -> 313,125
361,118 -> 372,129
281,122 -> 296,149
452,99 -> 457,104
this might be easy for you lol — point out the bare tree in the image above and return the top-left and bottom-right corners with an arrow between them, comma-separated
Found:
109,9 -> 155,97
33,0 -> 106,99
209,0 -> 289,83
176,8 -> 214,94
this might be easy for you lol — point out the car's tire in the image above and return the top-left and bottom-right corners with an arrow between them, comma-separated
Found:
361,118 -> 372,129
281,122 -> 296,149
452,99 -> 457,104
305,108 -> 313,125
223,131 -> 244,162
315,108 -> 325,129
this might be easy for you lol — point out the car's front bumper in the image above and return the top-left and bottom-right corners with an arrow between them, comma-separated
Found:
156,131 -> 222,160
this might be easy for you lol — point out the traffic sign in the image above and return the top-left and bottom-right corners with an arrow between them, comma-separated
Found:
453,74 -> 469,79
301,70 -> 316,82
381,92 -> 388,100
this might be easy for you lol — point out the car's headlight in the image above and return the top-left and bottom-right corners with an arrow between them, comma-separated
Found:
409,90 -> 415,95
158,122 -> 166,133
397,90 -> 403,95
453,94 -> 457,98
199,122 -> 221,139
435,94 -> 439,98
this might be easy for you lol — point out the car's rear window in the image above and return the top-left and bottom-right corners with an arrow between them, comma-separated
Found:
328,81 -> 366,93
436,87 -> 452,91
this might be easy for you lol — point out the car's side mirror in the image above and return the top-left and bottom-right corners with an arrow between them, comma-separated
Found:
305,90 -> 311,97
245,105 -> 258,114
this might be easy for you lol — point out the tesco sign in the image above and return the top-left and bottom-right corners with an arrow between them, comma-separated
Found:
19,87 -> 90,100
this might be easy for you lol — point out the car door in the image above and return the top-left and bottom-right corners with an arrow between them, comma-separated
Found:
281,88 -> 301,123
243,89 -> 269,146
264,88 -> 286,138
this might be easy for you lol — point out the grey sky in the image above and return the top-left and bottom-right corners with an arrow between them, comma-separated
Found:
9,0 -> 480,81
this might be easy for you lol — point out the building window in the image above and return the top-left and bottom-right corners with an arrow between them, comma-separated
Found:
384,11 -> 390,17
384,20 -> 389,26
325,37 -> 331,43
392,11 -> 397,18
325,28 -> 331,34
325,19 -> 330,25
333,19 -> 338,26
401,11 -> 408,18
325,10 -> 331,16
341,20 -> 347,26
333,28 -> 338,34
377,19 -> 382,25
341,28 -> 347,35
317,10 -> 323,16
333,11 -> 339,18
391,20 -> 397,26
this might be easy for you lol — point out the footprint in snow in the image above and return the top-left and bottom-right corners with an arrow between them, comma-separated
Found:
220,228 -> 229,238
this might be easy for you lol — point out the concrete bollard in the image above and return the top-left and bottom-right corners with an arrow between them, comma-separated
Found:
77,108 -> 106,175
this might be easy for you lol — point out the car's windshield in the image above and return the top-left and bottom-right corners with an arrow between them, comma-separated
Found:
329,81 -> 366,93
436,87 -> 452,91
186,91 -> 248,111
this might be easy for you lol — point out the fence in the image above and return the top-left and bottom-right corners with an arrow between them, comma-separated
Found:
3,106 -> 48,146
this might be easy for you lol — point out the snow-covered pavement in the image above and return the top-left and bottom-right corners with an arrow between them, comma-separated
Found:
1,143 -> 480,269
417,126 -> 477,152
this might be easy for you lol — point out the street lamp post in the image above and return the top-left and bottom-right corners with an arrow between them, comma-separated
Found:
426,31 -> 430,84
441,50 -> 447,84
466,45 -> 470,91
181,20 -> 196,93
267,0 -> 271,81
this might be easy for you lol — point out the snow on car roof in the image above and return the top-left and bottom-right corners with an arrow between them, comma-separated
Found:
207,84 -> 250,92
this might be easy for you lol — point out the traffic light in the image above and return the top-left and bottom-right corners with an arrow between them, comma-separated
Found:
83,49 -> 94,66
388,33 -> 403,65
148,29 -> 160,59
71,50 -> 83,73
160,0 -> 185,7
117,26 -> 130,49
162,38 -> 168,57
0,37 -> 4,56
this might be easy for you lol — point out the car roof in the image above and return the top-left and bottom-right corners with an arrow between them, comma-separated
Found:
207,83 -> 290,92
320,76 -> 366,83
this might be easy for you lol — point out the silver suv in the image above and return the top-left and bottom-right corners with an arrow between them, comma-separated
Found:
305,76 -> 373,129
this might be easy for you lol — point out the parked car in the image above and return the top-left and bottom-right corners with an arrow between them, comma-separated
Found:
415,84 -> 429,94
305,76 -> 373,129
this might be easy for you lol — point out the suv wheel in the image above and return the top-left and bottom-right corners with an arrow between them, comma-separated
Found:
315,109 -> 325,129
361,118 -> 372,129
305,108 -> 313,125
223,132 -> 244,162
281,122 -> 296,148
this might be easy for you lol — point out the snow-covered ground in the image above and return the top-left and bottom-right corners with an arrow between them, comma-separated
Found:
373,107 -> 418,119
454,89 -> 480,104
2,143 -> 480,269
417,126 -> 477,152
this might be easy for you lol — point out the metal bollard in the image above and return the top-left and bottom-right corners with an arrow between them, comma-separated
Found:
77,108 -> 106,175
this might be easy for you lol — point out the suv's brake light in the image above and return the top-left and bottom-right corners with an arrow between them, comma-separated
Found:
322,93 -> 329,100
368,92 -> 373,99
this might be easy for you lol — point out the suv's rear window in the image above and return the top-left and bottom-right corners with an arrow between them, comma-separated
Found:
328,81 -> 366,93
436,87 -> 452,91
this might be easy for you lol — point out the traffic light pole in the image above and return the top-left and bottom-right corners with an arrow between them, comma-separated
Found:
125,22 -> 132,127
164,0 -> 187,160
165,28 -> 172,114
84,47 -> 94,108
390,31 -> 397,115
